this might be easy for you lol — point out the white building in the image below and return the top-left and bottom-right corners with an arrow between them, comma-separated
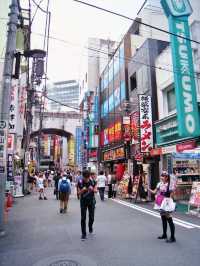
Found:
47,80 -> 79,112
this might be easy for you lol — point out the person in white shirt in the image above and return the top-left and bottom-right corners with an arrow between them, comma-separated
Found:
107,172 -> 112,198
97,171 -> 107,201
37,172 -> 47,200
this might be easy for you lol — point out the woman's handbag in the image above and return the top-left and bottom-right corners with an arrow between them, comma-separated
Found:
160,197 -> 176,212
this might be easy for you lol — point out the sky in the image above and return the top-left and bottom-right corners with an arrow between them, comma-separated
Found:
29,0 -> 145,83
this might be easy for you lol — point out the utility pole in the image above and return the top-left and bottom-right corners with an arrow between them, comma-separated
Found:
0,0 -> 19,236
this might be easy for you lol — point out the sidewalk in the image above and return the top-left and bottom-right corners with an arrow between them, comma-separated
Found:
119,196 -> 200,226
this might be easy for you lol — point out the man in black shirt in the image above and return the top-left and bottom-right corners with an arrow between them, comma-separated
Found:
77,170 -> 97,241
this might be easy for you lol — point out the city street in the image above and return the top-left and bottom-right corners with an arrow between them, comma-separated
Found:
0,188 -> 200,266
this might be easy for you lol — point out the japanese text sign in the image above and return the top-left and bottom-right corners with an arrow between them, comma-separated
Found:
161,0 -> 200,137
9,81 -> 18,134
139,95 -> 153,153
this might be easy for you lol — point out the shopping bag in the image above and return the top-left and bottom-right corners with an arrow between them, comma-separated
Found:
160,198 -> 176,212
155,194 -> 164,206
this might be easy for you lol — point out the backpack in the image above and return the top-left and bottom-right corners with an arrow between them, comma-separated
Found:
60,179 -> 70,193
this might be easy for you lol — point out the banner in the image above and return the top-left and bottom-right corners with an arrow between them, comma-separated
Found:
9,80 -> 18,134
161,0 -> 200,137
14,175 -> 24,197
131,111 -> 139,143
139,95 -> 153,152
189,182 -> 200,207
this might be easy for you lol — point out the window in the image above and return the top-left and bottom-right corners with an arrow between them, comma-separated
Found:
130,73 -> 137,91
166,86 -> 176,113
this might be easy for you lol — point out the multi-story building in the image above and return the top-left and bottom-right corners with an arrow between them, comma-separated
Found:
47,80 -> 79,111
79,38 -> 117,172
154,1 -> 200,205
98,0 -> 177,181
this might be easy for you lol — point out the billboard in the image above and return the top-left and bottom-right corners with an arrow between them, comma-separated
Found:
161,0 -> 200,137
139,95 -> 153,153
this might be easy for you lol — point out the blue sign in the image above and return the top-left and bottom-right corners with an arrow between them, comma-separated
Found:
161,0 -> 200,138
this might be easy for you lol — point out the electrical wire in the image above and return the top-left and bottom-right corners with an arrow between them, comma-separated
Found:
45,94 -> 134,116
72,0 -> 200,45
32,0 -> 47,13
31,31 -> 200,80
31,0 -> 45,25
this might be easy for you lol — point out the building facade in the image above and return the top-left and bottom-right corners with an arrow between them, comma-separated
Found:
47,80 -> 79,111
79,38 -> 117,172
154,17 -> 200,203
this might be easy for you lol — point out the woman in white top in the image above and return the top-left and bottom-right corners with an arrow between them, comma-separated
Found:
107,172 -> 112,198
97,171 -> 107,201
37,173 -> 47,200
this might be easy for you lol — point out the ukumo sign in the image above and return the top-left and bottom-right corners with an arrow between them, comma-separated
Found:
161,0 -> 200,137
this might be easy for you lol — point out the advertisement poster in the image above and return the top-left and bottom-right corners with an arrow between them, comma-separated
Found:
68,137 -> 75,166
139,95 -> 153,152
9,80 -> 18,134
14,175 -> 24,197
189,182 -> 200,207
7,154 -> 14,181
131,111 -> 139,143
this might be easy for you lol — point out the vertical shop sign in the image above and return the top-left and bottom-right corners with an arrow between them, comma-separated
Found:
9,81 -> 18,134
108,124 -> 115,143
68,137 -> 75,166
18,73 -> 27,136
161,0 -> 200,137
139,95 -> 153,152
7,154 -> 14,181
43,135 -> 49,156
123,116 -> 131,141
131,111 -> 139,143
0,122 -> 7,173
114,121 -> 122,141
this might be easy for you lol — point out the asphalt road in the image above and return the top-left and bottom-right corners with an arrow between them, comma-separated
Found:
0,187 -> 200,266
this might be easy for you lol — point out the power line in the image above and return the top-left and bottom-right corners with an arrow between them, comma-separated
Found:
45,95 -> 126,115
72,0 -> 200,45
32,31 -> 200,80
31,0 -> 45,25
32,0 -> 47,13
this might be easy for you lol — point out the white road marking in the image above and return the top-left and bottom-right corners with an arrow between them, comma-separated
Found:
112,198 -> 200,229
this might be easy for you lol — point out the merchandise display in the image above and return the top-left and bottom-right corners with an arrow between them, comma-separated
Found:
173,156 -> 200,201
118,175 -> 140,199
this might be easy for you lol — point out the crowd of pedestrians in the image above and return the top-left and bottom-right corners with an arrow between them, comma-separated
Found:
27,168 -> 177,243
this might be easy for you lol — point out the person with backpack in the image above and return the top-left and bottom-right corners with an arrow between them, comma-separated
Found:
58,173 -> 71,213
77,170 -> 97,241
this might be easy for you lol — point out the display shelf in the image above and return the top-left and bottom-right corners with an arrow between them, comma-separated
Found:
177,182 -> 193,186
176,173 -> 200,176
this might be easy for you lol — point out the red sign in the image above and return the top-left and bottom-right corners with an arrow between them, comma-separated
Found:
123,124 -> 131,141
103,150 -> 114,161
130,111 -> 139,142
108,124 -> 115,143
114,121 -> 122,141
89,150 -> 97,158
176,141 -> 196,152
150,148 -> 162,156
103,147 -> 125,161
101,121 -> 122,146
7,134 -> 14,150
139,95 -> 153,152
